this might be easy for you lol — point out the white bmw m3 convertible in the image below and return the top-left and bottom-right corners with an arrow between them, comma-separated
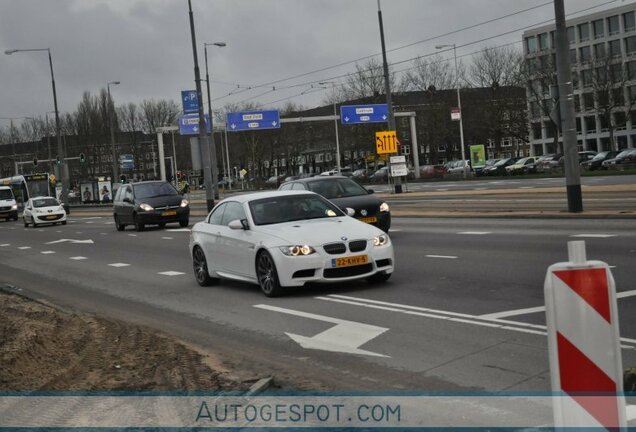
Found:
189,190 -> 394,297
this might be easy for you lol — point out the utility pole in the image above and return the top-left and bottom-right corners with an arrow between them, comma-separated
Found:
554,0 -> 583,212
377,0 -> 402,193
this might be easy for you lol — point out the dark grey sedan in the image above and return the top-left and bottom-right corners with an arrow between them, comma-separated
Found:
279,176 -> 390,232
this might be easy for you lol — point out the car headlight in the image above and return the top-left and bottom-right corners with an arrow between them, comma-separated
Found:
280,245 -> 316,256
379,202 -> 389,212
180,199 -> 189,207
11,204 -> 17,210
373,234 -> 389,246
139,203 -> 154,211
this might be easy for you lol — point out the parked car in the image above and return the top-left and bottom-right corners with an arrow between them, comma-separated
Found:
580,150 -> 620,171
189,190 -> 394,297
578,151 -> 597,163
369,166 -> 389,182
474,159 -> 499,177
418,165 -> 447,179
505,156 -> 540,175
279,175 -> 391,232
483,157 -> 519,176
112,180 -> 189,231
536,154 -> 563,172
352,168 -> 372,182
445,160 -> 472,177
23,196 -> 67,227
601,148 -> 636,169
0,185 -> 18,221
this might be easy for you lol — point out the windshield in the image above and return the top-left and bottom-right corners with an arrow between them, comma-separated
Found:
33,198 -> 59,208
249,194 -> 344,225
133,182 -> 178,199
516,157 -> 529,164
307,178 -> 368,199
0,189 -> 13,200
592,152 -> 609,161
493,159 -> 509,167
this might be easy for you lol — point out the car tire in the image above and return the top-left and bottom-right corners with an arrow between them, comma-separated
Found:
23,217 -> 28,227
115,215 -> 125,231
179,219 -> 189,228
256,251 -> 284,297
133,214 -> 144,232
378,221 -> 391,233
158,223 -> 166,229
366,272 -> 391,284
192,246 -> 218,287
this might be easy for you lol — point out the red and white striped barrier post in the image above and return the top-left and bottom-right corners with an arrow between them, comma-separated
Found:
545,240 -> 626,429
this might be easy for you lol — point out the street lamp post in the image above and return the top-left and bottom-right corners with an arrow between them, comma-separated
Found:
435,43 -> 467,179
107,81 -> 121,182
204,41 -> 226,195
5,48 -> 69,205
318,81 -> 341,174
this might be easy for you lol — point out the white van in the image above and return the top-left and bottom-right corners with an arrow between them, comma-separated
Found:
0,186 -> 18,221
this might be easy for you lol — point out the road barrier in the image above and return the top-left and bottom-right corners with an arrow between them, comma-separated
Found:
544,240 -> 626,429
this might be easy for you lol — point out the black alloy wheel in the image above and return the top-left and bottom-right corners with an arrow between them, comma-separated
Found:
256,251 -> 283,297
115,215 -> 125,231
179,219 -> 189,228
133,214 -> 144,232
192,246 -> 217,286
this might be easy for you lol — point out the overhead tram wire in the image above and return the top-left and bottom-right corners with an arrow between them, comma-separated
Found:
230,0 -> 618,107
215,0 -> 616,105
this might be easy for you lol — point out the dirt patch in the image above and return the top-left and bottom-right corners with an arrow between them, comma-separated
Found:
0,291 -> 250,391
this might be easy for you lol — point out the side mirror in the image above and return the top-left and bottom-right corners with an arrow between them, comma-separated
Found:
345,208 -> 356,217
228,219 -> 249,230
123,197 -> 132,204
367,188 -> 374,194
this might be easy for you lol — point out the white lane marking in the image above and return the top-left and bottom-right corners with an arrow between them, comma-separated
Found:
56,231 -> 62,233
570,234 -> 616,238
17,246 -> 31,250
519,186 -> 535,189
40,251 -> 56,254
69,256 -> 87,260
46,239 -> 94,244
158,271 -> 185,276
75,231 -> 83,234
0,244 -> 9,247
457,231 -> 491,235
38,230 -> 45,232
166,228 -> 191,232
388,229 -> 402,232
162,237 -> 174,240
254,304 -> 389,357
77,217 -> 103,220
104,222 -> 114,225
317,295 -> 636,348
85,221 -> 94,224
108,263 -> 130,267
425,255 -> 457,259
128,234 -> 137,237
481,288 -> 636,320
100,233 -> 107,235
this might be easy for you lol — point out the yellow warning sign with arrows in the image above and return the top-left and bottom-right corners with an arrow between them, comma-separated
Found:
375,130 -> 398,155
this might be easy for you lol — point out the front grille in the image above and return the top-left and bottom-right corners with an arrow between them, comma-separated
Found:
0,206 -> 11,211
36,214 -> 63,221
323,242 -> 346,255
348,240 -> 367,252
323,263 -> 373,278
154,205 -> 180,211
292,269 -> 316,278
356,207 -> 378,217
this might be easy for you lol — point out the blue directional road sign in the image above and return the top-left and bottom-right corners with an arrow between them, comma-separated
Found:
179,114 -> 211,136
119,154 -> 134,170
226,110 -> 280,132
181,90 -> 199,114
340,104 -> 389,124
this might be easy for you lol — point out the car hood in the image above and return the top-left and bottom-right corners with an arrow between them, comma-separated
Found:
32,205 -> 64,212
137,195 -> 184,207
328,194 -> 383,211
254,217 -> 383,246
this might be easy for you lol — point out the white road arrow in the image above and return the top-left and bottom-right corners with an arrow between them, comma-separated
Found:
344,116 -> 350,122
231,123 -> 236,129
254,304 -> 389,357
45,238 -> 94,245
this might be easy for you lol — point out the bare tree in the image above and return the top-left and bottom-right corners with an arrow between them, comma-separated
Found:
343,58 -> 400,100
469,45 -> 524,88
402,54 -> 456,91
591,54 -> 633,151
139,99 -> 180,134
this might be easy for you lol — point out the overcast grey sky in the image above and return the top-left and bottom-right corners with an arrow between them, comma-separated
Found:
0,0 -> 630,122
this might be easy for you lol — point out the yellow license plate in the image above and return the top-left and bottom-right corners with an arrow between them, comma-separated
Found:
332,255 -> 368,268
46,215 -> 57,220
359,216 -> 377,224
162,210 -> 177,216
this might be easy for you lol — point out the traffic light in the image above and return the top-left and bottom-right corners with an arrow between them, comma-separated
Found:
79,152 -> 86,163
56,155 -> 61,165
33,158 -> 38,167
120,174 -> 127,183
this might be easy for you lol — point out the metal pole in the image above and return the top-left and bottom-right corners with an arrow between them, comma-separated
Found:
171,131 -> 178,186
48,49 -> 68,208
333,98 -> 341,173
204,44 -> 220,200
453,45 -> 467,179
188,0 -> 214,212
107,82 -> 120,182
410,115 -> 420,178
377,0 -> 402,193
224,126 -> 231,191
46,113 -> 52,173
10,119 -> 17,175
554,0 -> 583,212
